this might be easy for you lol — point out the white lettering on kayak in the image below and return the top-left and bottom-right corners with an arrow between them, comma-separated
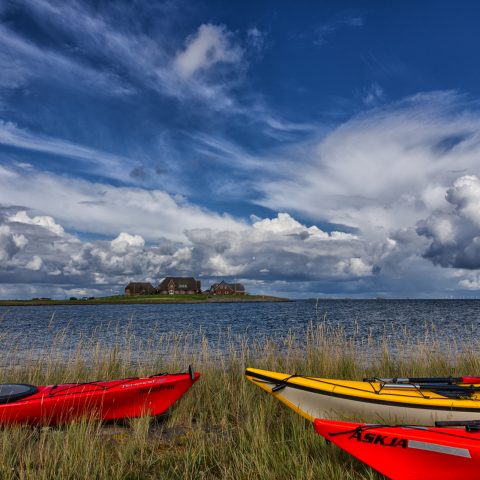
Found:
121,380 -> 165,388
408,440 -> 471,458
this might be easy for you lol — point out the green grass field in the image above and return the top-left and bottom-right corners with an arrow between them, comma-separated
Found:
0,293 -> 288,306
0,321 -> 478,479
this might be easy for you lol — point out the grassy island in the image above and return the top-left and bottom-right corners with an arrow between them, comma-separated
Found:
0,322 -> 478,479
0,293 -> 291,306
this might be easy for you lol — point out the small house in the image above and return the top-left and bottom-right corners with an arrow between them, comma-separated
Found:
124,282 -> 156,296
209,281 -> 245,295
157,277 -> 201,295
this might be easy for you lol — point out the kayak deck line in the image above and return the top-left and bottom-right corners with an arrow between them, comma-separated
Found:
248,369 -> 480,400
327,423 -> 480,443
5,373 -> 171,402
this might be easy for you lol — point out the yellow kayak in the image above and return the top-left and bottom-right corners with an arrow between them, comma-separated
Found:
245,367 -> 480,424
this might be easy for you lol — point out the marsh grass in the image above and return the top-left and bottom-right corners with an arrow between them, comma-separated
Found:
0,320 -> 479,479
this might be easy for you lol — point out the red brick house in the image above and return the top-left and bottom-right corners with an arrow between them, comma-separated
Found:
209,281 -> 245,295
157,277 -> 201,295
124,282 -> 156,296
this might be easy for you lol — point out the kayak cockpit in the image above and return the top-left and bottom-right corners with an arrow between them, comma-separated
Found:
0,384 -> 38,404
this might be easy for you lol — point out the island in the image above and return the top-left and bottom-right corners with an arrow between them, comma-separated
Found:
0,293 -> 290,306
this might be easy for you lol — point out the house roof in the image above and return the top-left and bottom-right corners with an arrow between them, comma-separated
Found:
158,277 -> 200,290
125,282 -> 154,289
209,281 -> 245,292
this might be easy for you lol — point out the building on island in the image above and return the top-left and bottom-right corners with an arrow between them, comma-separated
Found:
124,282 -> 156,296
157,277 -> 201,295
209,280 -> 245,295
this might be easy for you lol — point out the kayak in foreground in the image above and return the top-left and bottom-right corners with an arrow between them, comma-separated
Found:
314,418 -> 480,480
245,367 -> 480,424
0,367 -> 199,426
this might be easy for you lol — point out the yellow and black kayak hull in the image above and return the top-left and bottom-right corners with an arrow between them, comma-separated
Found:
245,367 -> 480,424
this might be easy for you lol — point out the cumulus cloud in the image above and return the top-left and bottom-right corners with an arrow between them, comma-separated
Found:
110,232 -> 145,254
0,209 -> 77,278
446,175 -> 480,225
0,225 -> 28,262
418,175 -> 480,269
0,206 -> 386,298
8,210 -> 65,236
25,255 -> 43,271
185,213 -> 379,281
459,277 -> 480,290
64,212 -> 380,284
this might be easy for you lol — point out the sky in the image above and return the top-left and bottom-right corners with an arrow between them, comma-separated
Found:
1,1 -> 480,299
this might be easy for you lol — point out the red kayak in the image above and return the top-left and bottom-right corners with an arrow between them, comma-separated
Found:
0,367 -> 199,426
314,418 -> 480,480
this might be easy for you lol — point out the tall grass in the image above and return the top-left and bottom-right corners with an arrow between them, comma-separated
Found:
0,320 -> 479,479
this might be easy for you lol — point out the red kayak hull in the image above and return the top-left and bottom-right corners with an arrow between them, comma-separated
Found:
314,419 -> 480,480
0,372 -> 199,426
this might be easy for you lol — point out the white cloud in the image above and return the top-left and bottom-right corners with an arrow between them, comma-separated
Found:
0,23 -> 132,96
0,164 -> 245,242
8,210 -> 65,236
335,257 -> 372,277
459,278 -> 480,290
257,92 -> 480,240
174,24 -> 243,79
111,232 -> 145,254
0,225 -> 28,262
9,1 -> 246,108
0,206 -> 383,297
446,175 -> 480,225
185,212 -> 377,281
417,175 -> 480,269
25,255 -> 43,271
0,201 -> 475,299
1,1 -> 297,133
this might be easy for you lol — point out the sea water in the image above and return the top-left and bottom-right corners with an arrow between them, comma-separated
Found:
0,300 -> 479,363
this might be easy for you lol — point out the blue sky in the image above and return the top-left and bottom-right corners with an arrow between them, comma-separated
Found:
2,0 -> 480,298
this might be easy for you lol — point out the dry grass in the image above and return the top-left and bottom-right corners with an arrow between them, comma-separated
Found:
0,320 -> 479,479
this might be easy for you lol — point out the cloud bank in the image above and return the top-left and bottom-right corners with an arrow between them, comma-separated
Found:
2,91 -> 480,297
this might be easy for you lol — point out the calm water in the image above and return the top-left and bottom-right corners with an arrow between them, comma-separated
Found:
1,300 -> 479,360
